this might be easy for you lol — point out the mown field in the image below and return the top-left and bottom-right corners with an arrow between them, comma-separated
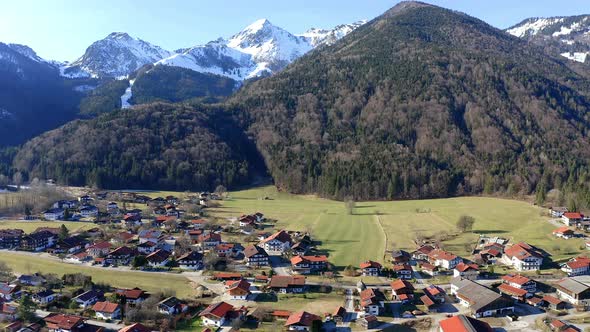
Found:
0,221 -> 97,233
211,186 -> 581,266
0,251 -> 194,298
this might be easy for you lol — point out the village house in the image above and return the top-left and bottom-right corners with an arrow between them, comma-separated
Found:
0,303 -> 17,322
259,230 -> 292,255
115,288 -> 146,306
16,274 -> 45,286
549,319 -> 580,332
198,232 -> 222,249
453,262 -> 479,280
32,289 -> 57,305
553,226 -> 576,239
92,301 -> 121,320
451,277 -> 514,318
146,249 -> 171,268
0,229 -> 23,249
501,274 -> 536,295
422,285 -> 445,312
526,296 -> 545,308
244,245 -> 269,267
393,263 -> 413,280
52,236 -> 87,254
0,283 -> 21,301
563,212 -> 584,226
290,255 -> 328,274
177,251 -> 203,270
226,279 -> 251,300
420,262 -> 439,276
291,241 -> 310,256
359,315 -> 380,330
21,230 -> 56,251
74,290 -> 102,309
213,272 -> 243,281
138,230 -> 163,245
239,215 -> 257,227
137,241 -> 158,255
199,301 -> 234,327
53,200 -> 77,209
360,288 -> 386,315
285,311 -> 321,331
561,257 -> 590,276
44,313 -> 87,332
439,314 -> 493,332
157,297 -> 187,315
106,202 -> 118,212
269,275 -> 306,293
87,242 -> 110,258
43,208 -> 65,221
360,260 -> 382,276
391,249 -> 411,264
502,242 -> 544,271
78,195 -> 93,204
412,244 -> 435,261
79,205 -> 99,218
112,231 -> 135,245
105,246 -> 136,265
391,279 -> 415,303
554,278 -> 590,306
428,249 -> 462,270
550,207 -> 569,218
118,323 -> 151,332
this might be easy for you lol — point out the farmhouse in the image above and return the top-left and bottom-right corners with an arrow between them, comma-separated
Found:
87,242 -> 110,258
0,303 -> 17,322
146,249 -> 171,268
0,283 -> 21,301
563,212 -> 584,226
439,314 -> 492,332
105,246 -> 136,265
79,205 -> 98,218
259,230 -> 292,254
359,260 -> 382,276
115,288 -> 146,306
200,301 -> 234,327
138,230 -> 163,244
501,274 -> 536,295
554,278 -> 590,306
176,251 -> 203,270
137,241 -> 157,255
420,263 -> 439,276
358,315 -> 380,330
502,242 -> 543,271
412,244 -> 435,261
391,279 -> 415,302
550,207 -> 568,218
16,274 -> 45,286
92,301 -> 121,320
451,277 -> 514,318
244,245 -> 269,267
290,255 -> 328,274
391,249 -> 411,264
44,313 -> 87,332
553,227 -> 576,239
453,262 -> 479,280
428,249 -> 462,270
198,233 -> 222,249
226,279 -> 251,300
0,229 -> 23,249
43,208 -> 65,221
157,297 -> 187,315
497,283 -> 527,302
561,257 -> 590,276
285,311 -> 321,331
360,288 -> 386,315
118,323 -> 151,332
269,275 -> 305,293
393,263 -> 413,280
543,295 -> 567,310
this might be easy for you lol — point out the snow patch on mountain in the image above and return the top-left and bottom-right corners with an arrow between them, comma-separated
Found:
120,79 -> 135,108
561,51 -> 589,63
298,20 -> 367,47
507,18 -> 564,38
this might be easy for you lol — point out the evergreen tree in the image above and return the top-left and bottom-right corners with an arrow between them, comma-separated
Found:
17,295 -> 36,322
59,224 -> 69,240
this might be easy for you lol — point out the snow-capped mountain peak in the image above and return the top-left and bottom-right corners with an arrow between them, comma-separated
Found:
298,20 -> 367,47
61,32 -> 173,78
7,43 -> 45,63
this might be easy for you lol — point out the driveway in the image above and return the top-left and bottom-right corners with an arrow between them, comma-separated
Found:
269,256 -> 291,276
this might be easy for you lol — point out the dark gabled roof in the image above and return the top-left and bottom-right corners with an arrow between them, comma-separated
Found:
177,251 -> 203,262
244,244 -> 268,258
74,290 -> 102,302
269,276 -> 306,288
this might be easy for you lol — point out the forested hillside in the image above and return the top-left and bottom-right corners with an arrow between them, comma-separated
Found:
230,2 -> 590,200
13,103 -> 266,190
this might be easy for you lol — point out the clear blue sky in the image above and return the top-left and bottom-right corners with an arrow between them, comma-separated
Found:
0,0 -> 587,61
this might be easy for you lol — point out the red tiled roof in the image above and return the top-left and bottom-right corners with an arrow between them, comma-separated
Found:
269,276 -> 305,288
502,274 -> 531,286
92,301 -> 120,314
199,301 -> 234,319
272,310 -> 292,318
89,241 -> 110,250
504,242 -> 543,260
393,263 -> 412,272
118,323 -> 151,332
565,259 -> 590,270
553,226 -> 575,234
227,280 -> 250,296
390,279 -> 414,291
420,294 -> 435,307
543,295 -> 564,305
564,212 -> 583,219
291,255 -> 328,265
424,285 -> 443,297
439,315 -> 492,332
285,311 -> 321,327
359,260 -> 382,269
498,283 -> 527,297
455,262 -> 478,272
260,230 -> 291,244
44,313 -> 85,330
428,249 -> 458,261
213,272 -> 242,280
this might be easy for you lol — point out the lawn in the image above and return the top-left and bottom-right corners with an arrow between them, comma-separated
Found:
0,221 -> 97,233
256,292 -> 344,313
0,251 -> 194,298
210,186 -> 579,267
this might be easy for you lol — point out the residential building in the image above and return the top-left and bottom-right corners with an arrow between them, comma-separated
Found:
32,289 -> 57,305
87,242 -> 110,258
74,290 -> 102,309
44,313 -> 103,332
420,262 -> 439,276
115,288 -> 146,306
497,283 -> 527,302
16,274 -> 45,286
550,207 -> 569,218
92,301 -> 121,320
200,301 -> 234,327
145,249 -> 171,268
359,260 -> 382,276
198,233 -> 222,249
563,212 -> 584,226
553,227 -> 576,239
561,257 -> 590,276
412,244 -> 435,261
137,241 -> 158,255
0,229 -> 23,249
360,288 -> 386,315
118,323 -> 151,332
0,303 -> 17,322
43,208 -> 65,221
285,311 -> 321,331
439,314 -> 492,332
259,230 -> 292,255
105,246 -> 135,265
138,230 -> 163,244
358,315 -> 380,330
391,279 -> 415,303
554,277 -> 590,306
244,244 -> 269,267
428,249 -> 462,270
502,242 -> 544,271
269,276 -> 306,293
177,251 -> 203,270
393,263 -> 413,279
453,262 -> 479,280
543,295 -> 567,310
501,274 -> 536,295
226,279 -> 251,300
290,255 -> 328,274
0,283 -> 21,301
21,230 -> 56,251
79,205 -> 98,218
157,297 -> 187,315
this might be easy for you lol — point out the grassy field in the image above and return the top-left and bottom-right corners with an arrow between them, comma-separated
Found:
210,186 -> 581,266
0,221 -> 97,233
0,251 -> 194,298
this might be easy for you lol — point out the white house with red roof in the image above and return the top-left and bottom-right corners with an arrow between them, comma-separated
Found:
502,242 -> 543,271
562,212 -> 584,226
87,241 -> 110,258
92,301 -> 121,320
360,260 -> 382,276
501,274 -> 536,295
553,226 -> 576,239
453,262 -> 479,280
226,279 -> 251,300
428,249 -> 462,270
199,301 -> 234,327
259,230 -> 292,255
285,311 -> 321,331
290,255 -> 328,274
561,256 -> 590,276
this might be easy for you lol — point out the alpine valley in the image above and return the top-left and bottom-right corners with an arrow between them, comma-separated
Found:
4,1 -> 590,206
